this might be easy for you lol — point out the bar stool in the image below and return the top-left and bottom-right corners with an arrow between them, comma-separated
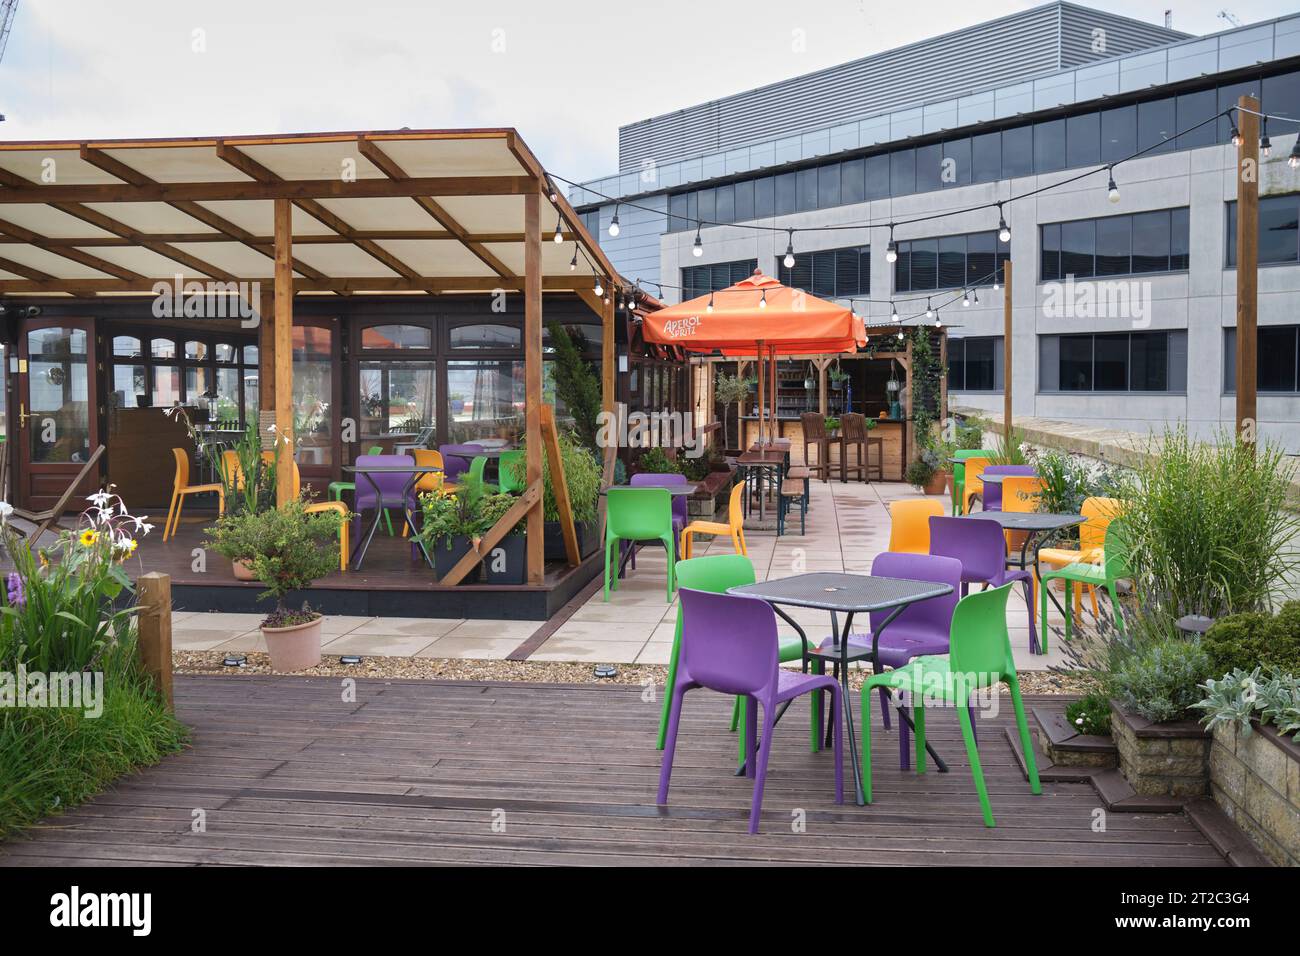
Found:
839,413 -> 883,482
799,412 -> 834,482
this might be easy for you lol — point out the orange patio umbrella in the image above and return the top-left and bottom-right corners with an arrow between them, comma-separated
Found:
642,269 -> 866,446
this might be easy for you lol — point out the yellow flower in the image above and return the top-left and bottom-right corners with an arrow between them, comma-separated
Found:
79,529 -> 98,547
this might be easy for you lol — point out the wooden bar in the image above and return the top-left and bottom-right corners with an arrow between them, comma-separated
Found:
1235,95 -> 1259,446
273,198 -> 294,506
135,572 -> 173,712
523,190 -> 544,584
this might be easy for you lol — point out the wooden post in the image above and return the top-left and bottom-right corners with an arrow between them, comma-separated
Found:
258,286 -> 275,411
755,345 -> 764,449
1002,258 -> 1013,449
136,572 -> 173,712
939,333 -> 948,433
769,346 -> 777,444
273,198 -> 294,507
540,404 -> 580,565
523,190 -> 544,583
817,357 -> 830,416
904,336 -> 915,462
1236,94 -> 1259,448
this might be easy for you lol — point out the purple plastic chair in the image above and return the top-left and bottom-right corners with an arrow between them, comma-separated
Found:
353,454 -> 420,557
930,515 -> 1040,653
658,588 -> 843,834
814,552 -> 965,768
439,444 -> 484,482
981,465 -> 1036,511
625,473 -> 688,571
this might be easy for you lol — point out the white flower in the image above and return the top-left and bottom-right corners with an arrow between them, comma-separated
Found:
0,501 -> 12,523
86,490 -> 112,509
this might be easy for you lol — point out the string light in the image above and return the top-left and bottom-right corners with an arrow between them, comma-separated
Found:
885,224 -> 898,263
692,225 -> 703,257
890,302 -> 899,322
1261,118 -> 1272,157
973,289 -> 980,305
934,309 -> 942,328
553,215 -> 564,244
609,206 -> 621,237
547,178 -> 559,204
706,291 -> 714,313
569,246 -> 578,271
997,203 -> 1011,243
593,275 -> 603,297
992,271 -> 1001,291
759,289 -> 767,309
783,229 -> 796,269
1289,140 -> 1300,168
897,329 -> 904,341
1107,167 -> 1120,204
925,297 -> 933,318
1230,120 -> 1243,147
962,290 -> 970,307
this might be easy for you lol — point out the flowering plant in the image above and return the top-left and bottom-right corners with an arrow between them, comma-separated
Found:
0,488 -> 152,673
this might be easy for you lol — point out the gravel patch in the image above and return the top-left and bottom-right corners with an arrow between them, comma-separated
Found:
174,650 -> 1092,695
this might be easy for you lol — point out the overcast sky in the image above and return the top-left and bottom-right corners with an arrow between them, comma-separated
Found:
0,0 -> 1294,186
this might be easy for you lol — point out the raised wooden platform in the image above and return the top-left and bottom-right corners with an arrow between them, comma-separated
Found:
13,515 -> 600,620
0,677 -> 1229,866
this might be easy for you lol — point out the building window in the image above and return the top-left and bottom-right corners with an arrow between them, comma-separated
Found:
778,245 -> 869,297
1224,326 -> 1300,393
1226,194 -> 1300,267
645,68 -> 1300,234
681,259 -> 758,299
894,231 -> 1007,292
1039,331 -> 1187,393
1040,209 -> 1190,281
947,336 -> 1003,391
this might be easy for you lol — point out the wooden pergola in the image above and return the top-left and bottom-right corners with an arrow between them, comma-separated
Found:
0,128 -> 624,584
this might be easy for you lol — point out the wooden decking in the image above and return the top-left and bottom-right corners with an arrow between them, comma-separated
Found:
0,676 -> 1227,866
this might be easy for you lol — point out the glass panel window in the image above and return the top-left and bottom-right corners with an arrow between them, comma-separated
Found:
971,131 -> 1001,183
1100,105 -> 1136,163
185,340 -> 208,361
112,364 -> 147,409
152,365 -> 180,408
1131,210 -> 1171,273
696,187 -> 715,224
733,179 -> 754,221
446,359 -> 524,444
1130,332 -> 1169,391
214,342 -> 237,363
964,337 -> 1000,390
909,239 -> 937,290
1259,195 -> 1300,264
714,183 -> 735,222
938,235 -> 965,288
1065,112 -> 1100,168
817,164 -> 840,208
112,336 -> 142,357
967,232 -> 995,286
668,192 -> 691,233
1060,220 -> 1095,278
753,177 -> 774,219
774,172 -> 797,215
890,148 -> 915,196
1176,88 -> 1217,149
841,158 -> 866,205
1094,334 -> 1129,389
915,143 -> 943,193
212,368 -> 242,427
1095,216 -> 1131,276
1170,208 -> 1190,270
865,154 -> 890,200
28,327 -> 91,463
1059,336 -> 1093,391
362,324 -> 432,349
244,344 -> 259,367
294,326 -> 333,467
942,137 -> 971,188
185,366 -> 211,406
1041,223 -> 1061,281
448,324 -> 520,350
1137,97 -> 1176,155
151,338 -> 176,359
1001,126 -> 1033,178
796,169 -> 817,210
1257,326 -> 1299,392
1033,119 -> 1066,173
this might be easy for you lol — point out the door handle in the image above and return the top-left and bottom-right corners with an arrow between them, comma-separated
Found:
17,403 -> 29,427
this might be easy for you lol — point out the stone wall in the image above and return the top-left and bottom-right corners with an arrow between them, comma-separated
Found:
1210,722 -> 1300,867
1112,703 -> 1210,798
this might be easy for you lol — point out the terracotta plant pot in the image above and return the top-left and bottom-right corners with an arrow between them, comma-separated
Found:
923,470 -> 949,496
232,559 -> 256,581
261,614 -> 324,672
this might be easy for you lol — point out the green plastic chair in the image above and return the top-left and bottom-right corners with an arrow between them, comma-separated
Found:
859,583 -> 1041,827
1039,521 -> 1132,651
951,448 -> 997,515
467,455 -> 498,494
604,487 -> 675,602
656,554 -> 821,763
330,445 -> 393,535
497,450 -> 526,494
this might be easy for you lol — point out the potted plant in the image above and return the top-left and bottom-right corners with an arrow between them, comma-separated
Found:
635,446 -> 681,475
829,362 -> 848,390
714,371 -> 750,453
904,457 -> 936,494
506,431 -> 603,559
212,500 -> 343,672
418,476 -> 487,583
479,491 -> 526,584
920,444 -> 951,496
206,509 -> 265,580
823,416 -> 841,436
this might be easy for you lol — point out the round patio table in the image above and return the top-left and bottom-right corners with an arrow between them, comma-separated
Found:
728,571 -> 954,805
342,462 -> 444,571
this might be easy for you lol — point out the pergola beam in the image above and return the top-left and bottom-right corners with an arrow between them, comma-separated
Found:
0,175 -> 534,204
0,216 -> 144,282
0,230 -> 577,246
0,275 -> 600,294
355,138 -> 517,279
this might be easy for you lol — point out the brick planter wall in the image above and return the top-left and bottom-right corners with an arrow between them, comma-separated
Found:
1111,702 -> 1211,798
1210,722 -> 1300,867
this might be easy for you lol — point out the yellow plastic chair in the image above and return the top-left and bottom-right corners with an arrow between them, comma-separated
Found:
961,457 -> 992,513
1039,496 -> 1122,616
1001,475 -> 1045,608
412,448 -> 446,495
164,448 -> 225,540
679,481 -> 747,560
888,499 -> 944,554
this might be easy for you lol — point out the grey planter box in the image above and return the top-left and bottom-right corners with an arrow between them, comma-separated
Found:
1210,720 -> 1300,867
1111,701 -> 1211,798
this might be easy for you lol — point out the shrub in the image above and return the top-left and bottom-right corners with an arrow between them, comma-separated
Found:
1065,691 -> 1112,736
207,500 -> 341,616
1193,668 -> 1300,741
904,458 -> 935,489
681,445 -> 724,482
635,446 -> 681,476
989,427 -> 1028,465
504,430 -> 602,525
1113,427 -> 1299,621
546,321 -> 602,452
1200,603 -> 1300,678
1107,634 -> 1211,723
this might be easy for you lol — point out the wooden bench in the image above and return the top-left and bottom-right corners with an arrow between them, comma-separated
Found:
777,477 -> 807,535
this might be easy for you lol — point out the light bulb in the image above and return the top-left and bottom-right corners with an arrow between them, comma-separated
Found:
553,217 -> 564,243
1290,141 -> 1300,168
1230,124 -> 1243,147
706,292 -> 714,313
1107,174 -> 1120,204
569,248 -> 578,271
998,216 -> 1011,244
992,276 -> 1000,291
692,227 -> 703,258
962,291 -> 970,307
759,290 -> 767,309
885,241 -> 897,264
925,298 -> 933,319
783,231 -> 796,269
609,208 -> 621,237
593,277 -> 603,297
897,330 -> 904,341
935,313 -> 942,328
1261,136 -> 1272,157
973,290 -> 980,305
890,302 -> 899,322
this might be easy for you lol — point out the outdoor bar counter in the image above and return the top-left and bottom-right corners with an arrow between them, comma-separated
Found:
741,415 -> 908,481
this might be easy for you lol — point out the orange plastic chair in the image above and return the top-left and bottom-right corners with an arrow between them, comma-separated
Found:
680,481 -> 747,560
1000,475 -> 1045,608
961,457 -> 992,513
888,499 -> 944,554
1039,496 -> 1122,616
413,448 -> 446,495
164,448 -> 225,540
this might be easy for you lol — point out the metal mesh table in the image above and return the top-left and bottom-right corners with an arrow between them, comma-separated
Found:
730,572 -> 954,803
